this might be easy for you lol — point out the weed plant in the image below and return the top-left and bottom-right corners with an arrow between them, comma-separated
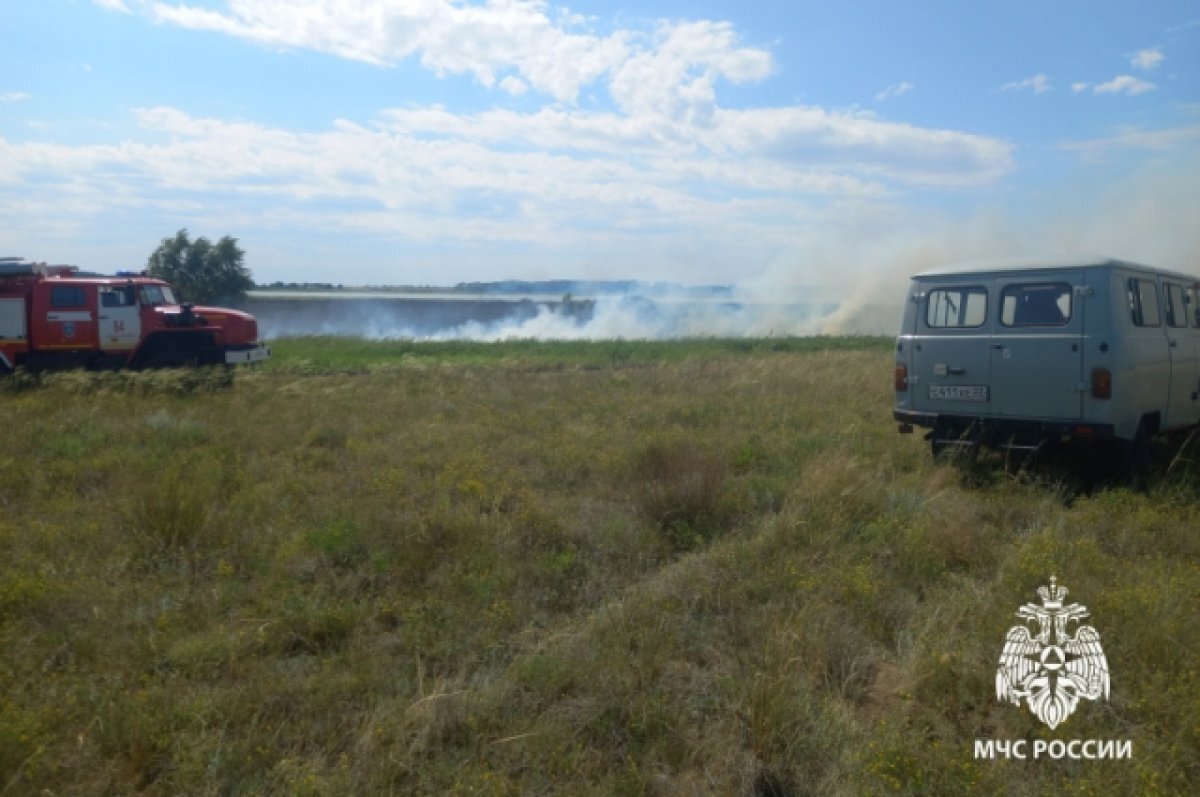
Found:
0,337 -> 1195,795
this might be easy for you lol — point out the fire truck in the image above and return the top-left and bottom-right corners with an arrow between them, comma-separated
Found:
0,258 -> 270,372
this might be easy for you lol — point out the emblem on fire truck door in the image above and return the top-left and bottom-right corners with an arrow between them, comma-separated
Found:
995,576 -> 1110,729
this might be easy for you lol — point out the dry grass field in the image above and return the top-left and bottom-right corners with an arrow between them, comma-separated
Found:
1,337 -> 1197,795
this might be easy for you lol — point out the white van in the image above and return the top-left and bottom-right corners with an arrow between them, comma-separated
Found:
893,257 -> 1200,458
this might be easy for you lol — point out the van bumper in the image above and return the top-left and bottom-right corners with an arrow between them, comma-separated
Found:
894,409 -> 1115,445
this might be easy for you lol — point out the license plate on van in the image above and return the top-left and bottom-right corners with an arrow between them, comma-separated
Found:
929,385 -> 989,402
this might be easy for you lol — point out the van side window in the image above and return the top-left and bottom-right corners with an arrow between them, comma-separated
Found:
1128,278 -> 1161,326
1164,283 -> 1188,328
50,286 -> 87,308
1189,287 -> 1200,328
925,287 -> 987,328
999,283 -> 1071,327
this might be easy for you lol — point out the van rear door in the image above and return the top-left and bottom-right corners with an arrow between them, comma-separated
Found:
989,274 -> 1086,420
910,280 -> 993,416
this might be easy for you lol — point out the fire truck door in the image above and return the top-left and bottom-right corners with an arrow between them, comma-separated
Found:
98,286 -> 141,350
41,284 -> 98,350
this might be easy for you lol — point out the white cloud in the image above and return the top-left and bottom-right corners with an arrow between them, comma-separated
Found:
0,99 -> 1012,278
376,100 -> 1011,187
1094,75 -> 1155,95
875,81 -> 913,102
0,91 -> 30,103
1062,124 -> 1200,156
1071,82 -> 1090,94
1000,74 -> 1051,94
1131,47 -> 1164,70
146,2 -> 772,113
606,20 -> 771,119
132,4 -> 1004,187
498,75 -> 528,95
148,0 -> 630,102
708,107 -> 1012,186
91,0 -> 132,12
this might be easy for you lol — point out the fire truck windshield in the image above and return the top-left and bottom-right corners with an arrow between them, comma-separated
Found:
139,285 -> 178,306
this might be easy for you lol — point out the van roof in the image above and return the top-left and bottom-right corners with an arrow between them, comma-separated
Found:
913,256 -> 1200,282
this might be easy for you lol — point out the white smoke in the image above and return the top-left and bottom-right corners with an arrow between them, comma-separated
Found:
252,291 -> 841,341
251,143 -> 1200,341
426,294 -> 835,341
747,144 -> 1200,336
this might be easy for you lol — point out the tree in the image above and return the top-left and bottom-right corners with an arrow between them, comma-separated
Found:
146,229 -> 254,304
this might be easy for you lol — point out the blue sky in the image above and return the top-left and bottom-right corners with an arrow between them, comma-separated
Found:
2,1 -> 1198,289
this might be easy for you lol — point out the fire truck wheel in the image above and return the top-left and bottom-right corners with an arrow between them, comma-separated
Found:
141,344 -> 186,369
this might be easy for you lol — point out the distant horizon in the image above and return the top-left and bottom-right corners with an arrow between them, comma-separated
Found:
252,277 -> 740,294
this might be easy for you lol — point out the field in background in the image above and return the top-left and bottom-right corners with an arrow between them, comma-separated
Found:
1,337 -> 1197,795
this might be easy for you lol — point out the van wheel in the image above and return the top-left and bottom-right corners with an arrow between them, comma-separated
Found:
1124,418 -> 1155,487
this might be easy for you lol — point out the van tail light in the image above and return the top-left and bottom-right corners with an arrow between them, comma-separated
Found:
1091,367 -> 1112,400
894,364 -> 909,392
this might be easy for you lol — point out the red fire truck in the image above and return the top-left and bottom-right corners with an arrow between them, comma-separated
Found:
0,258 -> 270,372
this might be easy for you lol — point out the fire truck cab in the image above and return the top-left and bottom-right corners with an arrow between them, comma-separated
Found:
0,259 -> 270,371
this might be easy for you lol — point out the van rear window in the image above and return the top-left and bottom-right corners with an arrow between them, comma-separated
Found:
1000,283 -> 1072,327
1128,278 -> 1161,327
925,287 -> 987,328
